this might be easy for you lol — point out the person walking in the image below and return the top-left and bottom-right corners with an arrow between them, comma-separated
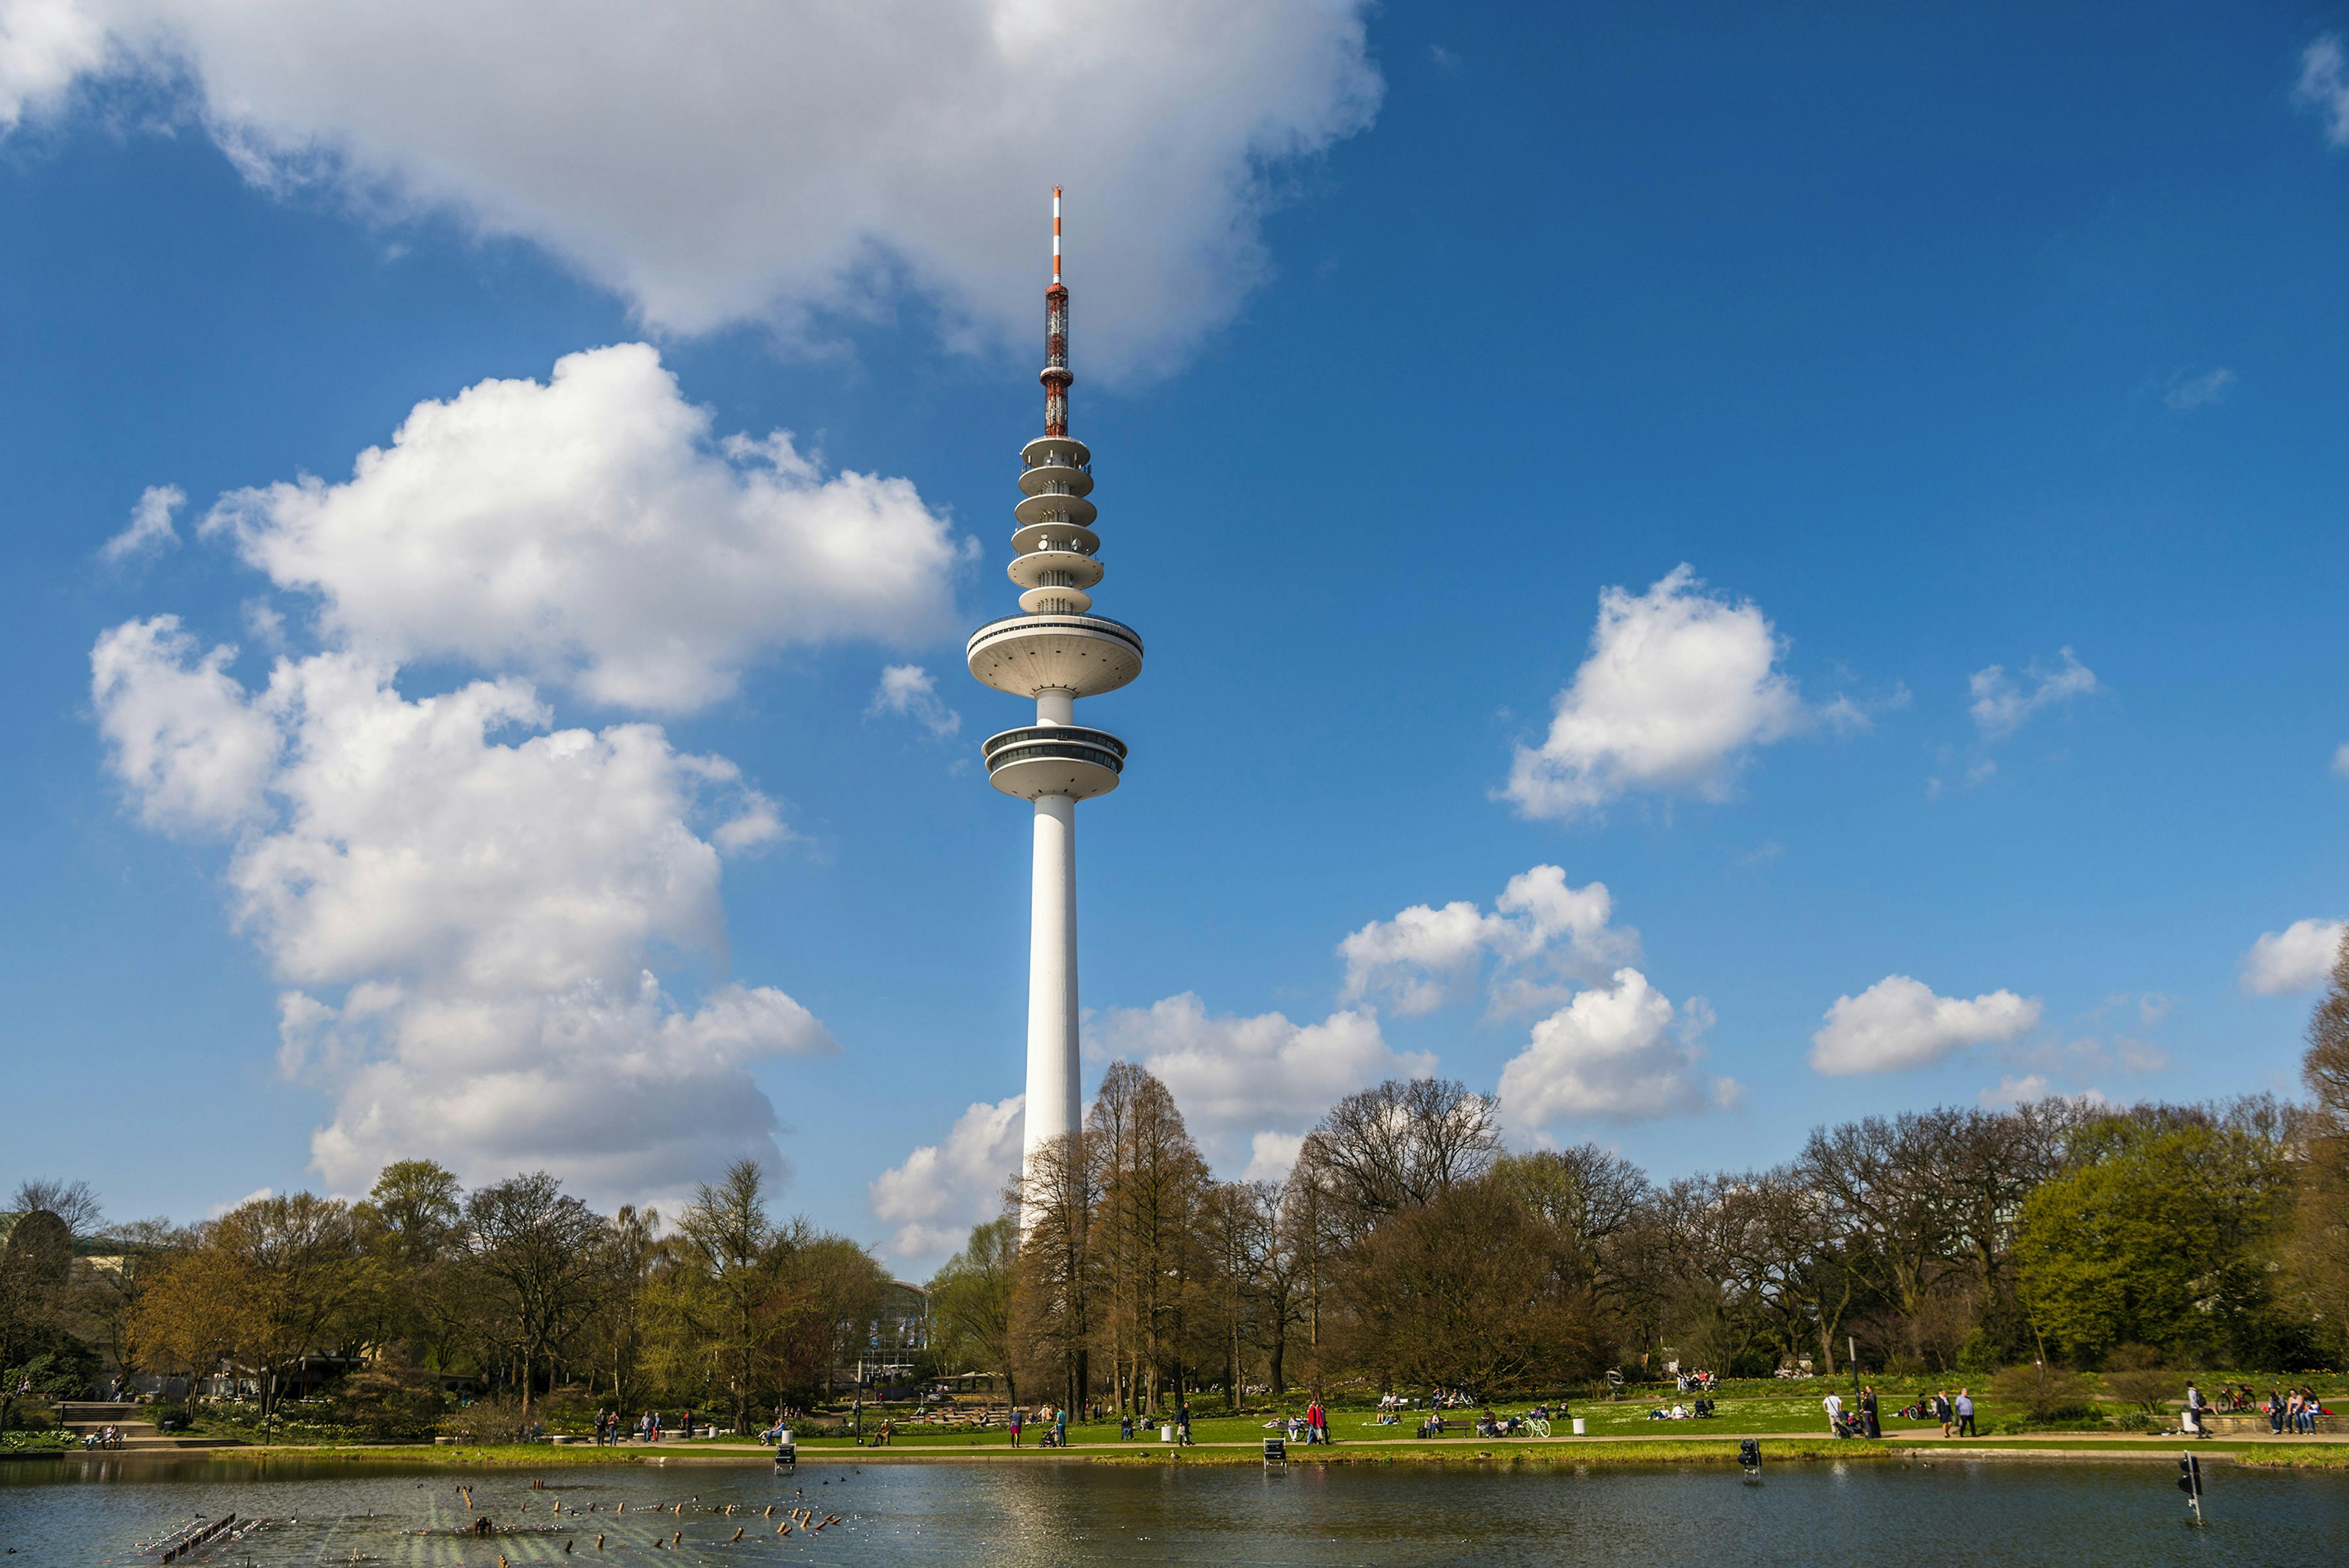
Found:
1054,1405 -> 1067,1447
1009,1406 -> 1023,1448
1934,1389 -> 1953,1438
1861,1385 -> 1880,1439
1822,1390 -> 1845,1437
1176,1402 -> 1192,1446
1953,1389 -> 1975,1438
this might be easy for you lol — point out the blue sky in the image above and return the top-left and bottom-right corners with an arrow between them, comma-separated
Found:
2,2 -> 2344,1269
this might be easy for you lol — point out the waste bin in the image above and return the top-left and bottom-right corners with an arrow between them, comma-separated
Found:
1161,1424 -> 1174,1442
1572,1418 -> 1586,1435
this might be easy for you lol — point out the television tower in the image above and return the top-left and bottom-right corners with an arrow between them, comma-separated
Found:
967,190 -> 1144,1199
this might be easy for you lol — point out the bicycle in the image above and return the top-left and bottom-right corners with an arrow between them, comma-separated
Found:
1526,1418 -> 1552,1439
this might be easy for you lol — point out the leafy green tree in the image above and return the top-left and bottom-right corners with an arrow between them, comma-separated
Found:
927,1217 -> 1017,1404
2014,1119 -> 2289,1364
674,1159 -> 799,1433
353,1160 -> 464,1369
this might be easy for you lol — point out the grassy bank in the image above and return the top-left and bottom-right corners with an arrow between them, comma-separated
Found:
49,1430 -> 2347,1474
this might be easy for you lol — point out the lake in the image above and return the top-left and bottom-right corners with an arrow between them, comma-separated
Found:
2,1451 -> 2342,1565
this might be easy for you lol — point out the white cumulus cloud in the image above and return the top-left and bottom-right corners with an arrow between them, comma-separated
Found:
1967,647 -> 2100,740
869,1094 -> 1023,1266
1338,863 -> 1636,1016
1504,566 -> 1817,820
1809,975 -> 2041,1076
869,664 -> 961,739
11,0 -> 1380,377
1242,1130 -> 1306,1184
203,344 -> 965,713
1089,994 -> 1433,1169
99,483 -> 185,563
0,0 -> 104,128
90,616 -> 281,833
92,619 -> 827,1204
1497,967 -> 1738,1134
2240,918 -> 2346,995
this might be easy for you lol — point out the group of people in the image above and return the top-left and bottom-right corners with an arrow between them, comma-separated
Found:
1644,1399 -> 1716,1421
2268,1386 -> 2332,1433
1006,1403 -> 1072,1447
1271,1401 -> 1332,1444
1673,1370 -> 1718,1394
584,1408 -> 696,1444
80,1424 -> 128,1448
1823,1384 -> 1965,1438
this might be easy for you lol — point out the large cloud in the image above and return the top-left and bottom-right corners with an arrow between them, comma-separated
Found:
1497,968 -> 1737,1133
2240,918 -> 2346,996
206,344 -> 964,712
0,0 -> 102,127
1088,994 -> 1433,1169
7,1 -> 1380,377
92,619 -> 828,1203
1808,975 -> 2040,1076
1338,864 -> 1637,1017
868,1094 -> 1023,1266
1504,567 -> 1827,820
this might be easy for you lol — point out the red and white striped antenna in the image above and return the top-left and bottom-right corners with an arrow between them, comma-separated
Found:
1052,187 -> 1062,283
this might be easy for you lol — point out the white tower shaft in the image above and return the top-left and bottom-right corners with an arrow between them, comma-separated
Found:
1023,790 -> 1080,1169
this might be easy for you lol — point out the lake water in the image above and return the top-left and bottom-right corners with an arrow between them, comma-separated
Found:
2,1451 -> 2343,1566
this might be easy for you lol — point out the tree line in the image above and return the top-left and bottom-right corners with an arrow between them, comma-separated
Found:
0,1159 -> 888,1438
935,944 -> 2349,1414
7,942 -> 2348,1434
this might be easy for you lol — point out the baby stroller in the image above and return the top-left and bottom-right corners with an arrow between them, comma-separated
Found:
1832,1409 -> 1869,1440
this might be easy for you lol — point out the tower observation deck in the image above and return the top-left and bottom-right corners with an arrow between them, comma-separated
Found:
967,190 -> 1142,1198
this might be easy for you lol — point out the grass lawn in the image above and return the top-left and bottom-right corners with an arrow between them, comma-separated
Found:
763,1394 -> 1998,1450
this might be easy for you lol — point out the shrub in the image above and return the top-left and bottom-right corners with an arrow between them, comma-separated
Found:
327,1365 -> 448,1441
2104,1367 -> 2178,1421
1988,1362 -> 2096,1424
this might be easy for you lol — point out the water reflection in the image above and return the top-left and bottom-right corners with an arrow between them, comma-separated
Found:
2,1452 -> 2343,1566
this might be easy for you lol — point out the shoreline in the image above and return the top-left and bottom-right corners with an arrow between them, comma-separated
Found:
14,1431 -> 2345,1471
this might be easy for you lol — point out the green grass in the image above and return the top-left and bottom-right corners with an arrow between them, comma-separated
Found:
774,1395 -> 2003,1449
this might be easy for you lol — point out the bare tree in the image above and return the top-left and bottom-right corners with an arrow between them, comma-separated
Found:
463,1173 -> 609,1412
1015,1130 -> 1096,1416
1493,1144 -> 1651,1307
1197,1180 -> 1269,1410
1086,1064 -> 1206,1414
10,1180 -> 104,1238
1346,1176 -> 1601,1395
2295,931 -> 2349,1351
1301,1078 -> 1499,1236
